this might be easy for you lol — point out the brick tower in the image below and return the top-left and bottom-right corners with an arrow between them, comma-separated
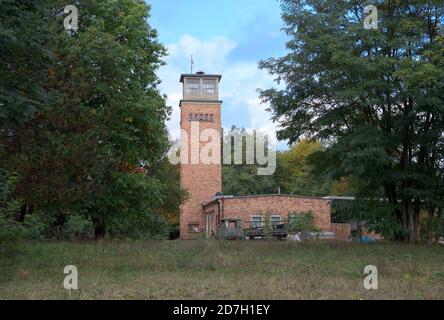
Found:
180,72 -> 222,239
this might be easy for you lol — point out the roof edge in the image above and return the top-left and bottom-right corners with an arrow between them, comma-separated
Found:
180,74 -> 222,83
201,194 -> 331,208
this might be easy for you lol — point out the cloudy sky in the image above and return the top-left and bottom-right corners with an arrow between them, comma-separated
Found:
147,0 -> 289,149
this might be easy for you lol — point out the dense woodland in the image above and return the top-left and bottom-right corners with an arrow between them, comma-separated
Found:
1,1 -> 443,245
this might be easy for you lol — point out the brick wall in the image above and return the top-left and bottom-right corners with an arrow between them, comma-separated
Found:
180,101 -> 222,239
220,195 -> 331,231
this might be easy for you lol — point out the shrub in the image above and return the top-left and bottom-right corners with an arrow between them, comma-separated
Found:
0,170 -> 45,252
63,215 -> 94,241
87,173 -> 169,240
107,212 -> 168,240
287,210 -> 319,233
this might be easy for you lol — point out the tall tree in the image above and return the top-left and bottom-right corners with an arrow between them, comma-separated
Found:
222,127 -> 279,196
1,0 -> 171,238
260,0 -> 444,242
276,140 -> 331,196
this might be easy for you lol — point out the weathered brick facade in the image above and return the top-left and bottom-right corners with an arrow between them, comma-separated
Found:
179,72 -> 332,239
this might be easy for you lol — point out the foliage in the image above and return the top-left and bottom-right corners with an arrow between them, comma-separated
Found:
276,140 -> 332,196
260,0 -> 444,242
222,127 -> 279,195
287,210 -> 319,233
0,170 -> 44,251
150,156 -> 187,226
0,0 -> 53,126
222,132 -> 354,197
333,199 -> 404,239
88,172 -> 169,240
439,214 -> 444,237
1,0 -> 170,239
63,215 -> 94,241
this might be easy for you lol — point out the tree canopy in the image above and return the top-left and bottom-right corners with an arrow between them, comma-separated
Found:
260,0 -> 444,242
0,0 -> 175,239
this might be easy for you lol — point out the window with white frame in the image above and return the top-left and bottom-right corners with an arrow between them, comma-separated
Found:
270,215 -> 282,226
185,78 -> 200,95
251,216 -> 263,228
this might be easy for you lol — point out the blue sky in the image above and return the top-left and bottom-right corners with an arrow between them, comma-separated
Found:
146,0 -> 289,149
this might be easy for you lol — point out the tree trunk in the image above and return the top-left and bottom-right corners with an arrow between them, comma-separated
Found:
427,207 -> 434,244
401,200 -> 409,242
92,217 -> 106,240
408,206 -> 415,244
413,204 -> 420,244
401,199 -> 417,243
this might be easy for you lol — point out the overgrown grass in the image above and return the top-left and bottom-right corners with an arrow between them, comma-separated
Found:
0,240 -> 443,299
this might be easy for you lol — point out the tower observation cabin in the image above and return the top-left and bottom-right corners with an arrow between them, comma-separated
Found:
180,71 -> 222,102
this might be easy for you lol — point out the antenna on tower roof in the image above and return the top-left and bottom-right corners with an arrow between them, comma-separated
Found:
190,55 -> 194,74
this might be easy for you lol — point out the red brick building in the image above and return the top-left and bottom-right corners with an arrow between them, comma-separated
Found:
179,72 -> 331,239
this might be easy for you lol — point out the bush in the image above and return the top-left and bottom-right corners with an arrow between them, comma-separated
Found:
63,215 -> 94,241
168,224 -> 180,240
0,170 -> 45,252
87,173 -> 169,240
107,211 -> 168,240
287,210 -> 319,233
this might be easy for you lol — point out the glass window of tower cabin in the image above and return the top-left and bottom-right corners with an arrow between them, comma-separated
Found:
202,79 -> 216,94
186,78 -> 200,95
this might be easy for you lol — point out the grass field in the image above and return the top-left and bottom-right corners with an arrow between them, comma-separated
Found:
0,240 -> 443,299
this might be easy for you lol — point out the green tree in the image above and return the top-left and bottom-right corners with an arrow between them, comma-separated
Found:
276,140 -> 331,196
260,0 -> 444,242
0,1 -> 54,127
0,1 -> 55,244
1,0 -> 171,238
222,127 -> 278,195
150,155 -> 188,226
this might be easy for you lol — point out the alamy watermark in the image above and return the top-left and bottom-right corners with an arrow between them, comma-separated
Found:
63,265 -> 78,290
64,5 -> 78,32
168,124 -> 276,176
364,5 -> 378,30
363,265 -> 378,290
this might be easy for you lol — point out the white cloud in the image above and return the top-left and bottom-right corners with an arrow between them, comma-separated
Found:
157,33 -> 286,148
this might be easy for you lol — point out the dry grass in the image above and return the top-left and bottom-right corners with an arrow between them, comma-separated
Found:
0,240 -> 443,299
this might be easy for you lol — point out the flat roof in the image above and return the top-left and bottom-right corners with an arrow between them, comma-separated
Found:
322,196 -> 356,201
201,194 -> 330,207
180,73 -> 222,83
